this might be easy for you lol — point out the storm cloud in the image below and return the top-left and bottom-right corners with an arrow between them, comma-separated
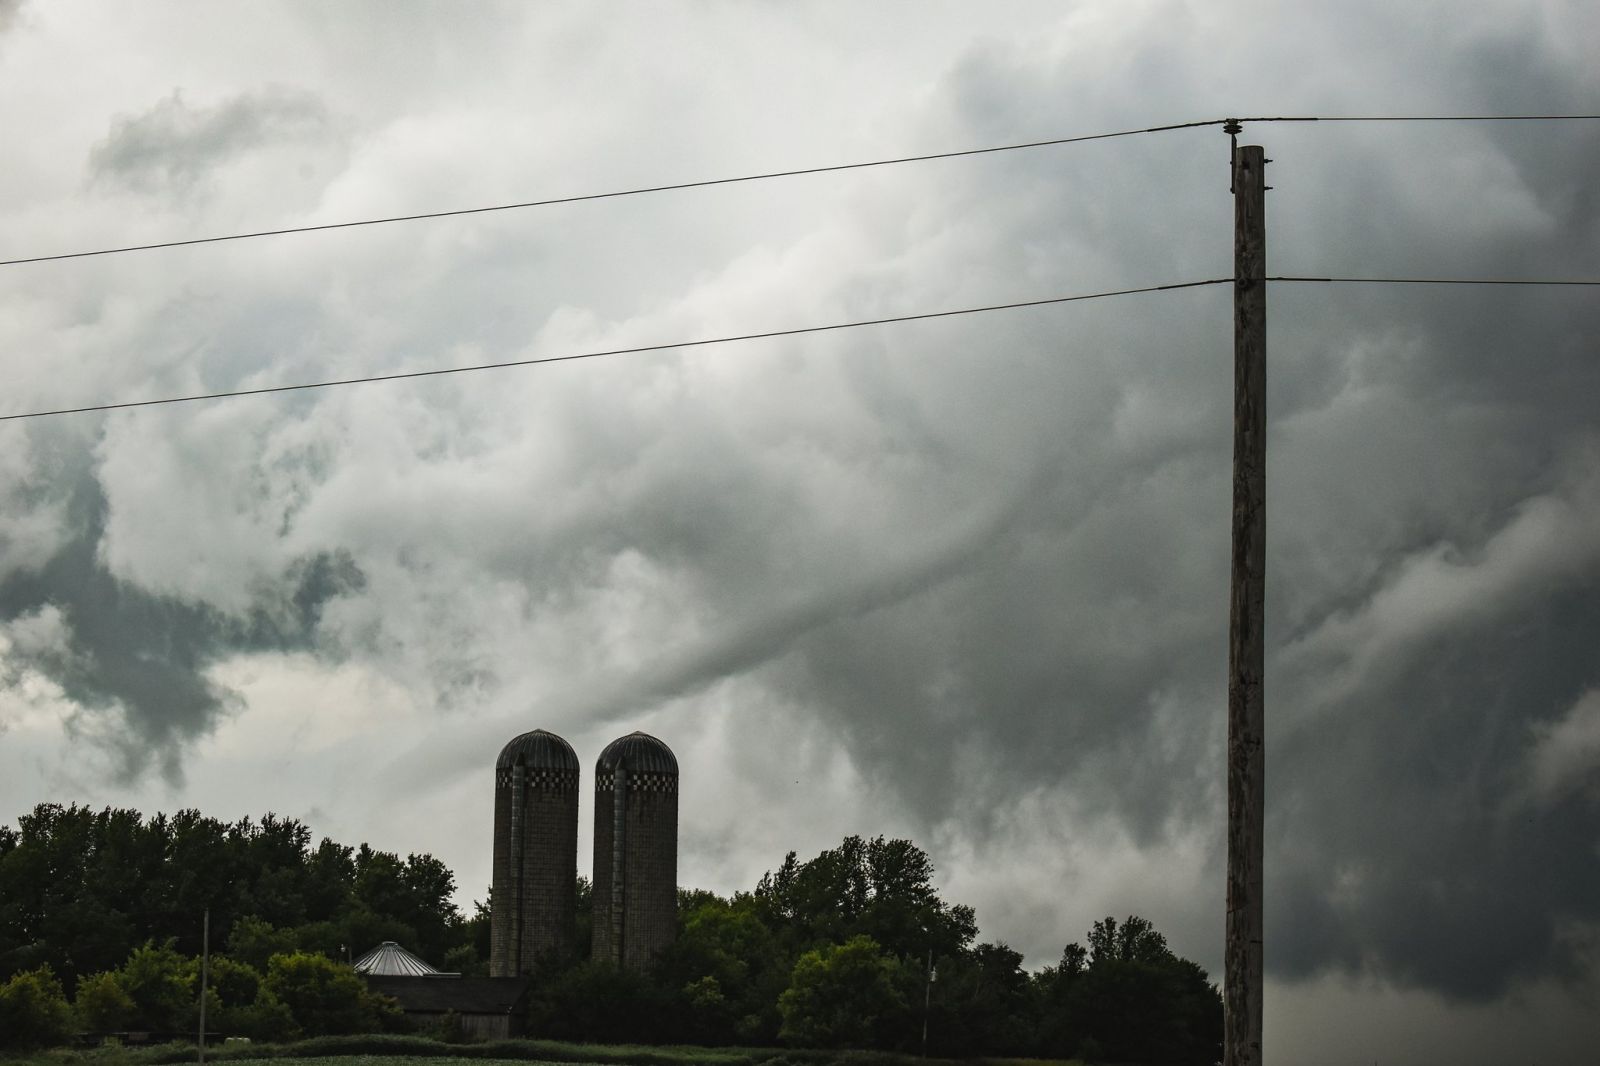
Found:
1,3 -> 1597,1062
89,87 -> 339,198
0,443 -> 364,782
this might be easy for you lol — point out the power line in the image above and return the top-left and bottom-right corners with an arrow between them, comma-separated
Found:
3,270 -> 1589,421
7,113 -> 1597,269
1,120 -> 1227,269
0,278 -> 1231,423
1269,275 -> 1600,286
1284,114 -> 1600,122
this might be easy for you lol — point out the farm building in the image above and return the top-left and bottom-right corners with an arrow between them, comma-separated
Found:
354,941 -> 531,1039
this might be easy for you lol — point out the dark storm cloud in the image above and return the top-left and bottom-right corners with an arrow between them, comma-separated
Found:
1,4 -> 1593,1038
88,86 -> 334,196
722,17 -> 1600,1001
0,440 -> 363,783
1270,576 -> 1600,998
1249,46 -> 1600,995
770,386 -> 1232,843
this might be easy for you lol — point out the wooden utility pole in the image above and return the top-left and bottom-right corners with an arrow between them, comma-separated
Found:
1225,137 -> 1266,1066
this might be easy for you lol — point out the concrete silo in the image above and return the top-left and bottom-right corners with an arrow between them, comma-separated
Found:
490,729 -> 579,976
591,731 -> 678,969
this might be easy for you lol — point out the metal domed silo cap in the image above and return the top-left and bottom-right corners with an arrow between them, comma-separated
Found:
596,731 -> 678,775
496,728 -> 579,770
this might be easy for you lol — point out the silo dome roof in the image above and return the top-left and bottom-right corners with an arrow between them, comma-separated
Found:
597,731 -> 678,775
496,728 -> 579,771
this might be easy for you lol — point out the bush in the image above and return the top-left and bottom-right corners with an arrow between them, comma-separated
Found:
75,969 -> 137,1032
195,954 -> 264,1009
260,951 -> 400,1036
218,987 -> 300,1042
0,964 -> 75,1049
778,935 -> 909,1049
120,941 -> 193,1031
523,960 -> 671,1043
225,916 -> 298,973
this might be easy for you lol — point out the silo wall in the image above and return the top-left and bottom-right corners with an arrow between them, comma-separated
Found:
491,750 -> 579,975
591,764 -> 678,969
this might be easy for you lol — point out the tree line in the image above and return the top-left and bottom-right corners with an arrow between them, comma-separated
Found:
0,804 -> 1220,1063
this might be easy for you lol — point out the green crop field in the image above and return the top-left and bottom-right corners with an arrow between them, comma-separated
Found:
0,1036 -> 1083,1066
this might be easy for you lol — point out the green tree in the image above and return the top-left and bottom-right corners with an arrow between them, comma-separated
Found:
261,950 -> 398,1036
523,961 -> 667,1043
73,969 -> 135,1032
448,894 -> 493,975
1035,916 -> 1221,1066
222,988 -> 299,1042
778,934 -> 909,1049
0,965 -> 74,1048
119,940 -> 193,1031
0,803 -> 485,989
188,953 -> 261,1011
924,941 -> 1034,1056
0,805 -> 139,987
756,836 -> 976,962
225,916 -> 299,972
1087,913 -> 1169,966
656,892 -> 788,1043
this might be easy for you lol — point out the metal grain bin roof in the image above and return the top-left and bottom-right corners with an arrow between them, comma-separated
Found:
596,731 -> 677,775
352,940 -> 440,976
495,728 -> 579,771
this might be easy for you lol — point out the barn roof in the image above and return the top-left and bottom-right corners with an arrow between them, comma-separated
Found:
364,975 -> 532,1015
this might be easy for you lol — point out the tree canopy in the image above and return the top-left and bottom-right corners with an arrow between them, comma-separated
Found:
1,805 -> 1220,1062
0,803 -> 478,993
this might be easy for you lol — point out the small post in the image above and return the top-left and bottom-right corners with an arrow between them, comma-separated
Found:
198,907 -> 210,1064
1225,138 -> 1267,1066
921,946 -> 933,1057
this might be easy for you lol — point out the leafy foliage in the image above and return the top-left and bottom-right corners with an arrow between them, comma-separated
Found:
0,964 -> 74,1049
2,802 -> 1220,1059
1036,915 -> 1223,1065
654,892 -> 787,1042
519,835 -> 1217,1059
261,950 -> 402,1036
755,835 -> 976,962
73,968 -> 137,1031
777,935 -> 909,1048
116,941 -> 193,1031
0,803 -> 474,992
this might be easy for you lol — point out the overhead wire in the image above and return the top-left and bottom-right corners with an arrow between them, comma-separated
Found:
4,113 -> 1596,422
0,119 -> 1227,268
6,113 -> 1598,269
0,279 -> 1232,422
1280,114 -> 1600,122
1269,275 -> 1600,286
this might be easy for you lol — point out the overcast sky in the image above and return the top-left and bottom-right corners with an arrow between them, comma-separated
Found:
2,2 -> 1598,1062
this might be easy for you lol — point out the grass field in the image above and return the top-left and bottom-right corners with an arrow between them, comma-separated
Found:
0,1036 -> 1083,1066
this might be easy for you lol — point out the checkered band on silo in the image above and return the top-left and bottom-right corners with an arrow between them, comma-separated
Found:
593,769 -> 677,792
490,729 -> 580,977
496,766 -> 580,791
